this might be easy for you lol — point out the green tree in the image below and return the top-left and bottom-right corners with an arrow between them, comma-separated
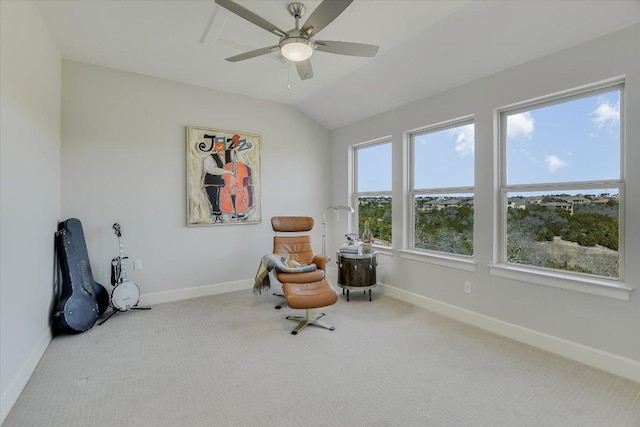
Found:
415,206 -> 473,255
358,197 -> 392,243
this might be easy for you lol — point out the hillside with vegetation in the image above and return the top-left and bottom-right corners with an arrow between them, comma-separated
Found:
506,196 -> 618,277
358,194 -> 619,277
358,197 -> 392,245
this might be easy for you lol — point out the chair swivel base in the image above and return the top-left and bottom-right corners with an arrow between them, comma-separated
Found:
286,309 -> 335,335
273,291 -> 287,309
283,280 -> 338,335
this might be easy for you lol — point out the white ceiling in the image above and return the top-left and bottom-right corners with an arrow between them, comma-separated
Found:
35,0 -> 640,130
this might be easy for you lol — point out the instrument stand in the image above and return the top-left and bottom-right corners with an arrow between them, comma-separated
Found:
98,305 -> 151,326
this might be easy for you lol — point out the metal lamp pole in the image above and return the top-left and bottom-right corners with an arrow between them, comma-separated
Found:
322,205 -> 354,256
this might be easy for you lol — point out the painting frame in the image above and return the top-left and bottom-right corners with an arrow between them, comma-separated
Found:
186,126 -> 261,226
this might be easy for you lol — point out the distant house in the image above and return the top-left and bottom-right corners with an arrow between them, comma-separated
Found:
540,202 -> 574,215
526,196 -> 544,205
507,198 -> 527,209
563,196 -> 591,205
424,198 -> 462,210
371,237 -> 391,247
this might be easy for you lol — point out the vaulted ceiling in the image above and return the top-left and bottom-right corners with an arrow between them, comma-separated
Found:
35,0 -> 640,129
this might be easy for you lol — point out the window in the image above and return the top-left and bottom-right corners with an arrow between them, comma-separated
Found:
353,139 -> 392,247
409,118 -> 475,256
499,84 -> 623,279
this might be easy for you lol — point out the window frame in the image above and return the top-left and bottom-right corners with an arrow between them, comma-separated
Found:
492,79 -> 629,299
407,116 -> 475,259
352,137 -> 393,249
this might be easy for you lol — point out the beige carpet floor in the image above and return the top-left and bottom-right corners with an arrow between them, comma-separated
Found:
4,287 -> 640,426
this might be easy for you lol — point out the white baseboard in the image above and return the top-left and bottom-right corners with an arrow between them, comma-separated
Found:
140,279 -> 253,306
378,283 -> 640,383
1,328 -> 52,425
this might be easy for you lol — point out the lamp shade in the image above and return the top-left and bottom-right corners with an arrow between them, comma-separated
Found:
280,37 -> 314,62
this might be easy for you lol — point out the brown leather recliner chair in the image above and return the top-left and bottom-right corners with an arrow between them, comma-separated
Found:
271,216 -> 328,309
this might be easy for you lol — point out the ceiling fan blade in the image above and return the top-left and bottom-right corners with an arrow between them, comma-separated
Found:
215,0 -> 286,37
225,45 -> 279,62
295,59 -> 313,80
315,41 -> 379,57
301,0 -> 353,37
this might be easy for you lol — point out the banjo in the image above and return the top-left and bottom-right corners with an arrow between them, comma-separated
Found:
98,223 -> 150,325
110,223 -> 147,311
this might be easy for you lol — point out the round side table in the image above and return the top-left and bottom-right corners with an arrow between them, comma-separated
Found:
336,250 -> 377,301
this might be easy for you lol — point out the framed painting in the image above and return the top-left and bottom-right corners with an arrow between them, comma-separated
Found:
186,126 -> 261,226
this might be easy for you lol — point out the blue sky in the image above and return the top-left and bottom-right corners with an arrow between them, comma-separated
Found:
357,89 -> 620,194
413,123 -> 474,189
357,142 -> 392,192
507,89 -> 620,185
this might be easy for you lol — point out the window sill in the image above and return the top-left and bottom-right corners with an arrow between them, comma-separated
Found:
372,245 -> 394,257
399,249 -> 477,272
488,263 -> 633,301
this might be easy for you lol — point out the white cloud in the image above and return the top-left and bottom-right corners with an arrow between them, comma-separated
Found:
450,124 -> 475,156
545,154 -> 568,173
507,112 -> 535,139
592,98 -> 620,129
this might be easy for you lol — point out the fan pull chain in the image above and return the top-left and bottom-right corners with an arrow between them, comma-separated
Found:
287,62 -> 291,91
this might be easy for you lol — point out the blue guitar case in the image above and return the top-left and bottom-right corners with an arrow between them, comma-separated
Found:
54,218 -> 109,333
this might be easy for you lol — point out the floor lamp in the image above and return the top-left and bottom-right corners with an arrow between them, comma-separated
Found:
322,205 -> 354,256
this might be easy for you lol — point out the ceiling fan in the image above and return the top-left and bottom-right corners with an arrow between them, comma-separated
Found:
215,0 -> 379,80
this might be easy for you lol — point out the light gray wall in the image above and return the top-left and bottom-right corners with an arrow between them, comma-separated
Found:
61,60 -> 330,297
331,23 -> 640,362
2,2 -> 637,421
0,1 -> 61,422
1,12 -> 330,420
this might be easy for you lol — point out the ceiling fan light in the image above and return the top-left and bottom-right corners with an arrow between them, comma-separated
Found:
280,37 -> 314,62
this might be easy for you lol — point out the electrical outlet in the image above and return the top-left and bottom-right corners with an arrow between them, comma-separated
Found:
134,259 -> 142,270
464,281 -> 472,294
